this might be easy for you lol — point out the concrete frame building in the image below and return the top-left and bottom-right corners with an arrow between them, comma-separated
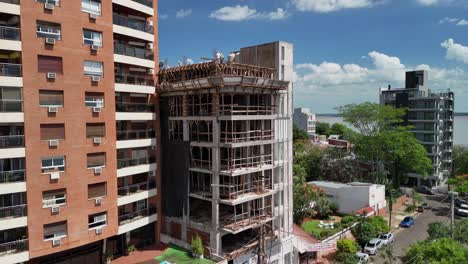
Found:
0,0 -> 160,263
157,41 -> 295,264
380,70 -> 454,187
293,107 -> 316,138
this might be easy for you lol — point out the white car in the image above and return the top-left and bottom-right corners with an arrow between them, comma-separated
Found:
378,232 -> 395,245
364,238 -> 383,255
356,252 -> 369,263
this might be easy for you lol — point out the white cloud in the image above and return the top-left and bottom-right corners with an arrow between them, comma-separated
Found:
291,0 -> 376,13
209,5 -> 288,21
293,51 -> 467,111
176,9 -> 192,18
416,0 -> 441,5
416,0 -> 466,6
441,39 -> 468,64
438,17 -> 468,26
457,19 -> 468,25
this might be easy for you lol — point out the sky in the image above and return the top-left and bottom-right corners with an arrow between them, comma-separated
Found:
158,0 -> 468,113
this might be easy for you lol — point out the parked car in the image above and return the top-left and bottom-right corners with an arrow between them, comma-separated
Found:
455,198 -> 468,209
356,252 -> 369,263
378,233 -> 395,245
415,186 -> 435,195
363,239 -> 383,255
400,216 -> 415,228
455,208 -> 468,217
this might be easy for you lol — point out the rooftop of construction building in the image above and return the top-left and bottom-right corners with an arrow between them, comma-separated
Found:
157,61 -> 289,93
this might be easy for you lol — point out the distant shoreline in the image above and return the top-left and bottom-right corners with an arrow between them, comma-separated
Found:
317,113 -> 468,117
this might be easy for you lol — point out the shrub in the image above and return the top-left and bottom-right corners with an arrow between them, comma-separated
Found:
341,216 -> 356,227
405,204 -> 416,212
191,235 -> 204,256
127,244 -> 136,254
335,252 -> 359,264
330,203 -> 339,214
337,239 -> 358,254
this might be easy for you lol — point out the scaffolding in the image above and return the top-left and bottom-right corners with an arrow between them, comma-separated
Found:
220,120 -> 273,143
220,145 -> 273,171
220,197 -> 273,232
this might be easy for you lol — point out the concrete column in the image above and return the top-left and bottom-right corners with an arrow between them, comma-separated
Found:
183,120 -> 190,141
210,119 -> 221,254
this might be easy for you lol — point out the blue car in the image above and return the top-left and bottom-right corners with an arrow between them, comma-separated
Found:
400,216 -> 415,228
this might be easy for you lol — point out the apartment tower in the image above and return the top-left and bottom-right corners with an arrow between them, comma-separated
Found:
0,0 -> 159,263
380,70 -> 454,187
293,107 -> 316,138
158,42 -> 295,264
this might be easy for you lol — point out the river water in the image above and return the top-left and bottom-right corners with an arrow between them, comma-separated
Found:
316,115 -> 468,146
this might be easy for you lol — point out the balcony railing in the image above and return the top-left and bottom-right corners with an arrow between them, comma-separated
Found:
118,206 -> 156,225
115,72 -> 154,86
117,156 -> 155,169
114,43 -> 154,60
0,204 -> 26,219
116,102 -> 154,112
118,181 -> 156,196
221,130 -> 274,143
113,13 -> 153,33
0,170 -> 25,184
0,239 -> 28,255
117,129 -> 155,141
132,0 -> 153,8
0,0 -> 20,4
221,154 -> 273,171
219,105 -> 276,116
0,26 -> 20,41
0,100 -> 22,112
0,135 -> 24,148
0,63 -> 21,77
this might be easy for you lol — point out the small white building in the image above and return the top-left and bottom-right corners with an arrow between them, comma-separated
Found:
310,181 -> 386,215
293,107 -> 316,138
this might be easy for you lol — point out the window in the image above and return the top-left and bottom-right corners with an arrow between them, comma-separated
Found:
88,212 -> 106,229
83,29 -> 102,46
38,55 -> 63,73
85,92 -> 104,108
37,0 -> 60,5
136,199 -> 147,211
284,253 -> 291,264
42,189 -> 66,207
84,60 -> 103,76
36,21 -> 61,40
0,87 -> 22,112
82,0 -> 101,16
41,156 -> 65,173
88,182 -> 106,199
87,152 -> 105,168
40,124 -> 65,140
39,90 -> 63,107
43,221 -> 67,240
281,65 -> 285,80
86,123 -> 105,138
281,46 -> 285,61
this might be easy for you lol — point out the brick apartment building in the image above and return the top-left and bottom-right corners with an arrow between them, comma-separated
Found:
0,0 -> 159,263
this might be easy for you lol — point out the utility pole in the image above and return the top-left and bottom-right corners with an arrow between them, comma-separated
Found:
449,191 -> 458,238
388,190 -> 393,229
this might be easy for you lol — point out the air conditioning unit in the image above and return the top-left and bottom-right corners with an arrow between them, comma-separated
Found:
51,206 -> 60,214
93,137 -> 101,144
89,13 -> 98,20
148,170 -> 156,176
92,107 -> 102,113
47,72 -> 56,79
95,198 -> 102,206
49,172 -> 60,180
44,3 -> 54,10
45,37 -> 55,45
151,145 -> 156,150
146,20 -> 153,26
146,43 -> 154,49
91,44 -> 100,51
94,167 -> 102,174
49,139 -> 59,147
91,76 -> 101,82
52,239 -> 61,247
147,68 -> 155,74
48,106 -> 58,113
95,227 -> 103,235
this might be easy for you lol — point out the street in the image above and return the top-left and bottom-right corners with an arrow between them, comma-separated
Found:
371,193 -> 452,264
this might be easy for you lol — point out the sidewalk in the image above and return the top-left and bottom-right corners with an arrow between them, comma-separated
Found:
110,243 -> 167,264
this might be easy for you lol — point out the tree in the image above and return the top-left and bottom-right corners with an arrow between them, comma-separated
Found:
447,176 -> 468,196
404,238 -> 468,264
293,124 -> 309,141
453,145 -> 468,175
316,122 -> 331,137
191,235 -> 204,256
337,102 -> 406,137
293,141 -> 322,181
427,222 -> 450,241
335,252 -> 359,264
337,239 -> 358,254
453,218 -> 468,244
319,147 -> 361,183
293,166 -> 323,223
352,216 -> 389,247
330,123 -> 348,136
314,196 -> 332,220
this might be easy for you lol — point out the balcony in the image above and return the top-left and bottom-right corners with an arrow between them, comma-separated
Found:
0,204 -> 26,220
132,0 -> 152,7
0,170 -> 24,184
0,1 -> 20,16
117,156 -> 155,169
117,129 -> 155,141
118,181 -> 156,197
115,72 -> 154,86
114,43 -> 153,61
0,135 -> 23,149
118,206 -> 156,226
0,0 -> 19,4
0,63 -> 21,77
113,13 -> 153,43
0,26 -> 20,41
0,239 -> 28,259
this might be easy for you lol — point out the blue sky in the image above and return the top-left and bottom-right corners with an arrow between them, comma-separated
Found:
158,0 -> 468,113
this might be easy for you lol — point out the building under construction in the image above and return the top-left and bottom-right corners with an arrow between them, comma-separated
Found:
157,41 -> 294,264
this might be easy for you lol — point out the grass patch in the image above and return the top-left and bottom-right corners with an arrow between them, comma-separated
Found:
301,220 -> 343,240
155,244 -> 215,264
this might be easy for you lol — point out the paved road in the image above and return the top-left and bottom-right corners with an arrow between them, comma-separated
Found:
371,194 -> 451,264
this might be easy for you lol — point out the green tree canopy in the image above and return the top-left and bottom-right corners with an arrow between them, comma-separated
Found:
427,222 -> 450,241
352,216 -> 389,247
337,102 -> 406,136
453,145 -> 468,175
293,165 -> 323,223
293,141 -> 322,181
316,122 -> 331,137
293,124 -> 309,141
404,238 -> 468,264
337,239 -> 358,254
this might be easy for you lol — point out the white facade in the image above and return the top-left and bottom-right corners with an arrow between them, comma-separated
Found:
293,108 -> 316,137
310,181 -> 386,214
